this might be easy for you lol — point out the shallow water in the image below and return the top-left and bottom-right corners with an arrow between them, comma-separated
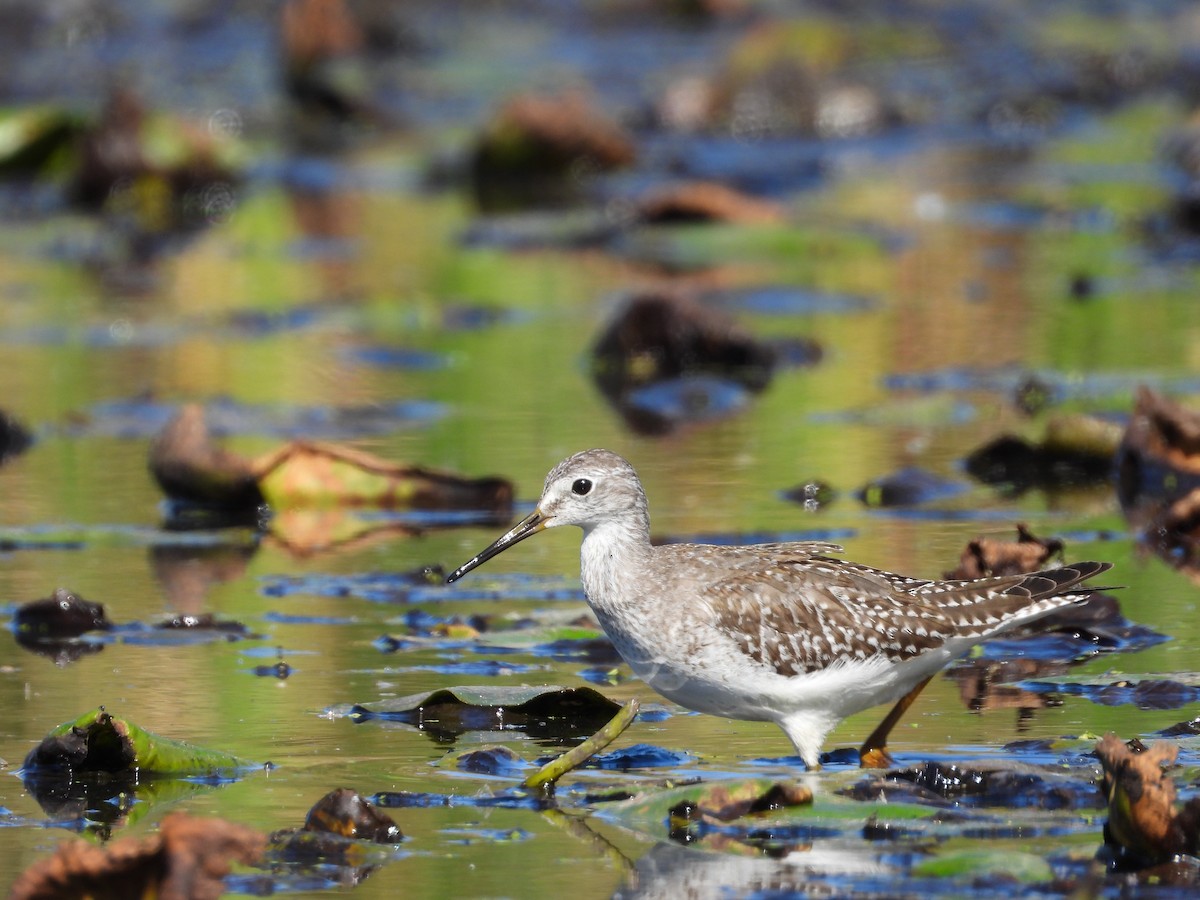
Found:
4,2 -> 1200,897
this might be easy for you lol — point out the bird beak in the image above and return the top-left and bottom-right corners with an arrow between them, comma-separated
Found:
446,509 -> 547,583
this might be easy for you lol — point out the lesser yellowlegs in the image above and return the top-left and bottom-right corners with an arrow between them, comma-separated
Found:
447,449 -> 1110,768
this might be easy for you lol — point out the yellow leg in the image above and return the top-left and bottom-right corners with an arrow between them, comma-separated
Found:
859,675 -> 933,768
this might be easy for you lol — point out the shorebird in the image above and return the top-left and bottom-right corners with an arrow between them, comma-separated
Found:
447,449 -> 1111,768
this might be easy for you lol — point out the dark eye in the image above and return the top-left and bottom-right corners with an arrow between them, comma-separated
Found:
571,478 -> 593,496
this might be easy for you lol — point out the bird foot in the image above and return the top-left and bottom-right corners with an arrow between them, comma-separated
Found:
858,746 -> 895,769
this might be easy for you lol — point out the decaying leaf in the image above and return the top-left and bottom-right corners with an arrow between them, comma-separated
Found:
8,811 -> 264,900
299,788 -> 402,842
253,441 -> 512,510
13,588 -> 112,639
1096,733 -> 1200,867
148,404 -> 513,513
944,523 -> 1063,579
267,787 -> 402,879
149,404 -> 263,508
669,781 -> 814,825
23,707 -> 253,778
965,412 -> 1119,491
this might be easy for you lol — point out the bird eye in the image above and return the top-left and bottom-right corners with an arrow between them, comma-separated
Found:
571,478 -> 593,496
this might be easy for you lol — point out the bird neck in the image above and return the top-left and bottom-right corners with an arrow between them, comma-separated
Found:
578,512 -> 652,616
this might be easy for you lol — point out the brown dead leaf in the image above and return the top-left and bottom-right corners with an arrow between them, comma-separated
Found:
670,781 -> 812,826
945,523 -> 1063,579
1096,733 -> 1200,866
9,811 -> 264,900
149,404 -> 262,508
253,441 -> 513,510
301,788 -> 402,843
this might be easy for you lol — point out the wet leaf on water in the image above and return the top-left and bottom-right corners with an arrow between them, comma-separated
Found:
1158,717 -> 1200,737
848,761 -> 1104,811
1117,388 -> 1200,574
8,811 -> 264,900
591,290 -> 779,394
911,849 -> 1054,882
149,404 -> 514,513
604,778 -> 821,837
965,417 -> 1118,494
254,441 -> 514,511
296,788 -> 402,843
943,523 -> 1063,579
471,91 -> 635,211
1096,733 -> 1200,868
12,588 -> 111,639
149,404 -> 263,509
455,746 -> 529,776
22,707 -> 254,778
331,685 -> 622,743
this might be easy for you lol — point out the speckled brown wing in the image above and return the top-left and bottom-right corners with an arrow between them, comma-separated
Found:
705,559 -> 964,676
706,556 -> 1111,677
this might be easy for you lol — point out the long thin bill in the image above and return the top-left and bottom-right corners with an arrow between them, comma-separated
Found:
446,509 -> 546,583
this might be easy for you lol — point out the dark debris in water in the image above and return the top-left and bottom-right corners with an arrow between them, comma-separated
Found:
334,685 -> 623,744
857,467 -> 970,508
0,408 -> 33,464
12,588 -> 111,640
845,761 -> 1103,811
456,746 -> 529,777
